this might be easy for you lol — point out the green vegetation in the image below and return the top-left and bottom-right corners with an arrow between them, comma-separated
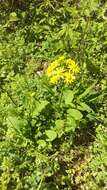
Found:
0,0 -> 107,189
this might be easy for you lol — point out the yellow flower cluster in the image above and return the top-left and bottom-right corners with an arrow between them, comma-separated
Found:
46,56 -> 79,85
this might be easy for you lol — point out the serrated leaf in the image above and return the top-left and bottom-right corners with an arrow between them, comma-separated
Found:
67,109 -> 83,120
45,130 -> 57,141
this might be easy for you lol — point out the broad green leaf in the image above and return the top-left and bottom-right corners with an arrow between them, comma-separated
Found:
65,117 -> 76,132
55,119 -> 64,137
55,119 -> 64,128
37,100 -> 49,111
9,12 -> 19,22
45,130 -> 57,141
6,116 -> 26,135
67,109 -> 83,120
7,117 -> 23,128
33,100 -> 49,116
101,79 -> 106,90
63,90 -> 74,105
37,140 -> 46,148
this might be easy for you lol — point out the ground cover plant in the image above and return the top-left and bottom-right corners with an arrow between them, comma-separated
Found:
0,0 -> 107,189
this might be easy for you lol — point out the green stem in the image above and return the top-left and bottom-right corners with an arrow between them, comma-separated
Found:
1,86 -> 17,106
59,85 -> 64,107
37,174 -> 44,190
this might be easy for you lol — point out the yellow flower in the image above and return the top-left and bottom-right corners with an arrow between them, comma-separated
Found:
68,63 -> 79,73
64,72 -> 75,84
50,61 -> 59,69
46,56 -> 79,85
50,75 -> 60,84
46,67 -> 53,77
66,59 -> 75,65
46,61 -> 59,76
56,68 -> 65,77
66,59 -> 79,73
57,55 -> 65,62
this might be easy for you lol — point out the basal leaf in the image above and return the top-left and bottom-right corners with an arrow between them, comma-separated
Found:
55,119 -> 64,137
67,108 -> 83,120
65,117 -> 76,132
